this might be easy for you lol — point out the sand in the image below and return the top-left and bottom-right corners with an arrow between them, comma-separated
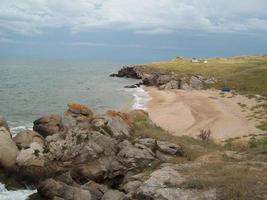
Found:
145,87 -> 263,142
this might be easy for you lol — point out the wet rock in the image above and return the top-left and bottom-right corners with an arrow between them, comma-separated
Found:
33,115 -> 63,137
37,178 -> 91,200
13,130 -> 45,149
115,66 -> 142,79
0,127 -> 18,168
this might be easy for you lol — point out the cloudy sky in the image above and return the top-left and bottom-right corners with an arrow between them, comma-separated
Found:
1,0 -> 267,62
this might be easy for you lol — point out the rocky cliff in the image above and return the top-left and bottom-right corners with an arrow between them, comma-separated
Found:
111,66 -> 217,90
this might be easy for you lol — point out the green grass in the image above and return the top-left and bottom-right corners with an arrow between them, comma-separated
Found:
136,55 -> 267,97
256,122 -> 267,131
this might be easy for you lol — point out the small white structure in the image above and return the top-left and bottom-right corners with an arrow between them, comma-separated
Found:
191,58 -> 199,63
203,60 -> 208,64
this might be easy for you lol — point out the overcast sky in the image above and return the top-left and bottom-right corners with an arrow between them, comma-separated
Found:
1,0 -> 267,62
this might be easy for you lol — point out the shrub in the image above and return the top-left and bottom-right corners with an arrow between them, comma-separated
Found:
198,129 -> 212,141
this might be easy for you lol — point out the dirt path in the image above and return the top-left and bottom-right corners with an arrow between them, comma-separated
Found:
145,87 -> 263,141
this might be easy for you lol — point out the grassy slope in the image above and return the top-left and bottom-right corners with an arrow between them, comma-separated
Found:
137,55 -> 267,97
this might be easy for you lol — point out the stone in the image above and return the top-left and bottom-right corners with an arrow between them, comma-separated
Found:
0,127 -> 18,168
156,141 -> 183,156
115,140 -> 156,170
136,138 -> 156,150
190,76 -> 203,89
13,130 -> 45,149
106,117 -> 130,139
16,142 -> 45,167
67,103 -> 94,116
101,190 -> 125,200
37,178 -> 91,200
33,115 -> 63,137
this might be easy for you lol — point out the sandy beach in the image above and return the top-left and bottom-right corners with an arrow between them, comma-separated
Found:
145,87 -> 263,142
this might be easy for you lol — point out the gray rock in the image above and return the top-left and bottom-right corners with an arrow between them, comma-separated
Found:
101,190 -> 125,200
156,141 -> 183,156
190,76 -> 203,89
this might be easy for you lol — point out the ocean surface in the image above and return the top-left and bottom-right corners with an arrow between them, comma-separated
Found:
0,59 -> 151,199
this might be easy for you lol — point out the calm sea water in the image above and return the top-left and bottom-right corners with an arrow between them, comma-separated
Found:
0,59 -> 148,133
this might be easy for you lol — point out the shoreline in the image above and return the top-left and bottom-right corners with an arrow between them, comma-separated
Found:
143,86 -> 264,142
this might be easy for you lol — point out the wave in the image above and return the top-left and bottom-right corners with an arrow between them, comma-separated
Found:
7,121 -> 33,136
131,87 -> 152,110
0,183 -> 36,200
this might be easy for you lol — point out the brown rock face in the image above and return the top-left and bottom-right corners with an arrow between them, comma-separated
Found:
37,178 -> 91,200
67,103 -> 94,116
33,115 -> 63,137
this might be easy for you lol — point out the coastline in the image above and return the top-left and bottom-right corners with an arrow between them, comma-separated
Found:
144,86 -> 264,142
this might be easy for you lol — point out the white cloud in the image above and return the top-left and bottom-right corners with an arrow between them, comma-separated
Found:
0,0 -> 267,36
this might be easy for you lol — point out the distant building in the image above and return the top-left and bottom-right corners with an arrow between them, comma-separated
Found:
191,58 -> 199,63
203,60 -> 208,64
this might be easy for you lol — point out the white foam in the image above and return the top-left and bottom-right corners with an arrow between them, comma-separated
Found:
0,182 -> 36,200
8,122 -> 33,136
131,87 -> 152,110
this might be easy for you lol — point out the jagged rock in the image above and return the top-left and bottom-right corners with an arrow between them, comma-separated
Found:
0,127 -> 18,168
136,138 -> 156,150
13,130 -> 45,149
16,142 -> 45,167
160,80 -> 180,90
101,189 -> 125,200
33,115 -> 63,137
156,74 -> 173,86
124,85 -> 138,88
115,140 -> 156,170
115,66 -> 142,79
156,141 -> 183,156
37,178 -> 91,200
106,117 -> 130,139
0,116 -> 10,132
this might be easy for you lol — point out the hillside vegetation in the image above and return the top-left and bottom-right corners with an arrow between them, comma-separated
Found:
138,55 -> 267,97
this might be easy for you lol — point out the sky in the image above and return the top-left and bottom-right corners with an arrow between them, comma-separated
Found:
0,0 -> 267,63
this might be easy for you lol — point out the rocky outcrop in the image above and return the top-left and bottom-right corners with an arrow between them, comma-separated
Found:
0,103 -> 218,200
112,66 -> 217,90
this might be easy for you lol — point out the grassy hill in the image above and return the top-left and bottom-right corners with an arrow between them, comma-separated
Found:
137,55 -> 267,97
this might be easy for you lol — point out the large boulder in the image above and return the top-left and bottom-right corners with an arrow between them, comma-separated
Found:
33,115 -> 63,137
0,127 -> 18,168
13,130 -> 45,149
37,178 -> 91,200
110,140 -> 156,174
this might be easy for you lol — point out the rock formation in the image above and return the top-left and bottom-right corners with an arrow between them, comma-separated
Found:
0,104 -> 216,199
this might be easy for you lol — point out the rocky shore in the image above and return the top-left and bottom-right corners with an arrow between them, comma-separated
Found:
111,66 -> 217,90
0,103 -> 218,200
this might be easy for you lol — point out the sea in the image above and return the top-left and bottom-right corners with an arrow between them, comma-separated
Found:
0,59 -> 151,199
